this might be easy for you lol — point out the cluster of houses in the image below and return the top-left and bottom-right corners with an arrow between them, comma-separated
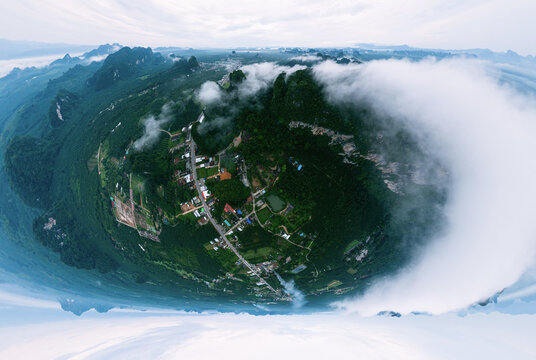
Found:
256,260 -> 279,274
179,196 -> 212,226
288,156 -> 304,171
209,237 -> 226,251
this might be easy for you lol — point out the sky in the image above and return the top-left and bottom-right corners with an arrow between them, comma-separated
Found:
1,0 -> 536,54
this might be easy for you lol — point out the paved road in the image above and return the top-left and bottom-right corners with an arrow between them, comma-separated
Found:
188,124 -> 277,294
225,210 -> 255,234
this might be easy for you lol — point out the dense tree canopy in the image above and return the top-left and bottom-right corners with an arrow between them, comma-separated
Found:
208,179 -> 250,207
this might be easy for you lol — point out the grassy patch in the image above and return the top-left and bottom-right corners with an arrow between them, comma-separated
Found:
220,155 -> 237,174
243,247 -> 273,262
344,239 -> 361,253
256,206 -> 272,224
266,194 -> 285,212
197,166 -> 218,179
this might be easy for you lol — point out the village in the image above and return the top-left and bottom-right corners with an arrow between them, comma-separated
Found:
99,112 -> 317,298
96,104 -> 374,300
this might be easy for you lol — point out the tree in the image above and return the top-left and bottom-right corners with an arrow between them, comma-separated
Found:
209,179 -> 249,206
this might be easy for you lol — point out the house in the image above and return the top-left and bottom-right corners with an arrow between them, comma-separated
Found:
180,202 -> 194,212
182,174 -> 192,183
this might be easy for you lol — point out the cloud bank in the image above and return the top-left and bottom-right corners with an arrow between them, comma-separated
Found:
1,311 -> 535,360
196,62 -> 306,133
197,62 -> 306,106
0,53 -> 72,78
197,81 -> 223,105
312,59 -> 536,315
237,62 -> 306,98
133,102 -> 174,150
290,54 -> 323,63
275,272 -> 306,308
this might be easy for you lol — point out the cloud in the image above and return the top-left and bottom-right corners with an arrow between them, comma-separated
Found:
290,54 -> 323,63
0,287 -> 60,310
0,53 -> 71,78
84,54 -> 109,63
312,59 -> 536,315
237,62 -> 306,98
197,62 -> 305,106
197,81 -> 223,105
196,62 -> 306,134
1,311 -> 536,359
132,102 -> 174,150
275,272 -> 306,308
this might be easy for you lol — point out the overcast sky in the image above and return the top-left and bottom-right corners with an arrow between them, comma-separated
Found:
1,0 -> 535,54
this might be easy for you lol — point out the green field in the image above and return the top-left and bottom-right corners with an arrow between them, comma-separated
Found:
243,246 -> 272,262
266,194 -> 285,212
196,166 -> 218,179
220,155 -> 237,174
256,206 -> 272,224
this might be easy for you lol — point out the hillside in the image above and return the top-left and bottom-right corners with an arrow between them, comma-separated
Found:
2,48 -> 445,306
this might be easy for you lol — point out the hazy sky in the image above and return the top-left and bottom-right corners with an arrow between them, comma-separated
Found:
1,0 -> 535,54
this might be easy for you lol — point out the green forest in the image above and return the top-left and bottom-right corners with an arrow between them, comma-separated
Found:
1,47 -> 446,305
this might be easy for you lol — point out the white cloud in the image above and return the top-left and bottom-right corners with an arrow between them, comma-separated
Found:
275,273 -> 306,308
197,81 -> 223,105
0,312 -> 535,359
84,54 -> 109,63
237,62 -> 305,98
197,62 -> 306,109
133,102 -> 174,150
312,59 -> 536,315
0,288 -> 60,310
290,54 -> 323,63
0,53 -> 68,78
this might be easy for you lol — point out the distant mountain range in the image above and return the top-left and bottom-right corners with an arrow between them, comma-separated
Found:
0,38 -> 99,60
353,43 -> 536,65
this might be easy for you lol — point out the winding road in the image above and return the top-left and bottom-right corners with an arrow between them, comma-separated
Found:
187,119 -> 277,294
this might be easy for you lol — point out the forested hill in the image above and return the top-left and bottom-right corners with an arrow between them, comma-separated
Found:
1,49 -> 446,306
88,47 -> 166,90
3,46 -> 207,274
